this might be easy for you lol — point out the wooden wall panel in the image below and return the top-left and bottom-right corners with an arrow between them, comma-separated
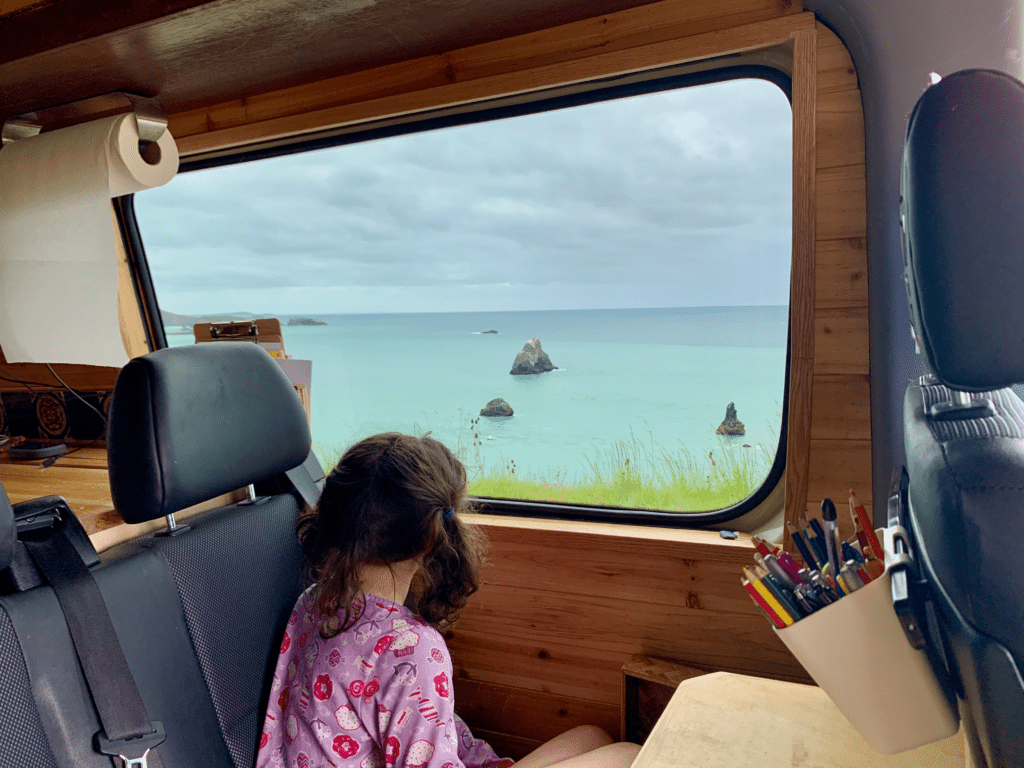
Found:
816,89 -> 865,170
797,23 -> 872,539
455,679 -> 620,745
169,5 -> 812,155
814,237 -> 868,308
782,26 -> 816,556
815,165 -> 868,241
452,516 -> 809,716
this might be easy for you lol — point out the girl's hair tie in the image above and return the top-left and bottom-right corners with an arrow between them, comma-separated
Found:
443,507 -> 456,520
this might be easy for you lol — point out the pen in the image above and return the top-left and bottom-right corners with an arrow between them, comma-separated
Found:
841,540 -> 864,564
759,553 -> 798,590
758,570 -> 805,621
777,552 -> 807,585
792,584 -> 820,615
805,527 -> 829,571
820,498 -> 841,588
807,515 -> 828,544
841,561 -> 865,591
809,570 -> 840,602
786,521 -> 820,570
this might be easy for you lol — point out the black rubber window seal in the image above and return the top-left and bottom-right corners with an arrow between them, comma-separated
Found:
121,63 -> 793,529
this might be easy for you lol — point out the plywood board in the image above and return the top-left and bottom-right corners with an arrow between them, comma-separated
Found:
632,673 -> 964,768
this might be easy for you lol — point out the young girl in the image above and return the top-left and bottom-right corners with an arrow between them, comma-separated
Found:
258,433 -> 641,768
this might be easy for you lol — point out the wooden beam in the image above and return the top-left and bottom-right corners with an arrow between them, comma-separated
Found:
782,27 -> 816,551
171,11 -> 816,155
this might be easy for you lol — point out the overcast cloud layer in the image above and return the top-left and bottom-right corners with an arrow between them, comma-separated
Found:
135,78 -> 792,316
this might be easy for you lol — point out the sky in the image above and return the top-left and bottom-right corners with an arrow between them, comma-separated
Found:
134,78 -> 793,316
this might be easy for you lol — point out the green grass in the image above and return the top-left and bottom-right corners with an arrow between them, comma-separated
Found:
314,426 -> 775,514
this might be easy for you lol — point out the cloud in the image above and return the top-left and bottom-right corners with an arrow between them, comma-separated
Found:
136,77 -> 792,314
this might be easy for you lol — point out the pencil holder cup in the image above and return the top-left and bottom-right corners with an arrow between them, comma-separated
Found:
773,528 -> 958,754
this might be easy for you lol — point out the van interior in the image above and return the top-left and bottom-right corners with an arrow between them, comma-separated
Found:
0,1 -> 1022,767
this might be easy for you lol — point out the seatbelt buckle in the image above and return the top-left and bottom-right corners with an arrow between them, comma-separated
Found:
94,721 -> 165,768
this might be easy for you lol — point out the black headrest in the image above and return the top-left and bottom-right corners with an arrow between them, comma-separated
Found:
901,69 -> 1024,392
108,343 -> 311,523
0,483 -> 15,571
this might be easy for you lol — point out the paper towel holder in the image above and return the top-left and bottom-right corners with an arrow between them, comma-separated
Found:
2,92 -> 168,154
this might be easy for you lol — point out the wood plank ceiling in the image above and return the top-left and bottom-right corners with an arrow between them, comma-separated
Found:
0,0 -> 720,122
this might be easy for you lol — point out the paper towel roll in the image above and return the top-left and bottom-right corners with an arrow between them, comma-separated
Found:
107,113 -> 180,196
0,113 -> 179,367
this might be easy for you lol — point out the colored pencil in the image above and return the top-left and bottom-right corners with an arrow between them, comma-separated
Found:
786,521 -> 819,569
744,569 -> 794,627
850,489 -> 885,565
742,577 -> 786,628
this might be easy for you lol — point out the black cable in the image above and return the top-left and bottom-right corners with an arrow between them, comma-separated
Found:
0,368 -> 49,392
45,364 -> 108,425
41,435 -> 105,468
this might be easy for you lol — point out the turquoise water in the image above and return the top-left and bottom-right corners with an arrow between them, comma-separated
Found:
168,306 -> 787,483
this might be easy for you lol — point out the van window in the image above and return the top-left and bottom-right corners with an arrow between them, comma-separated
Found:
133,75 -> 791,518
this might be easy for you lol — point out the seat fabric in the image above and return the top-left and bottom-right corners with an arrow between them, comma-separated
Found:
904,379 -> 1024,767
0,607 -> 60,768
108,493 -> 305,768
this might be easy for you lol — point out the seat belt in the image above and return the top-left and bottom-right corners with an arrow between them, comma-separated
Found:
23,526 -> 166,768
284,450 -> 325,511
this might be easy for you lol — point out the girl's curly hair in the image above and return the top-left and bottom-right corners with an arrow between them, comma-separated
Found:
297,433 -> 488,638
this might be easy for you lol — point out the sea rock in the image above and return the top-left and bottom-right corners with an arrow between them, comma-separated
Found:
510,338 -> 557,375
481,330 -> 498,334
480,398 -> 513,417
715,402 -> 745,436
287,317 -> 327,326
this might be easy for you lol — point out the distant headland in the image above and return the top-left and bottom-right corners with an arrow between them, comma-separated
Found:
160,311 -> 327,333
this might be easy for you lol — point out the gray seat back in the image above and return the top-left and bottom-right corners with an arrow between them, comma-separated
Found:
901,69 -> 1024,768
106,342 -> 318,768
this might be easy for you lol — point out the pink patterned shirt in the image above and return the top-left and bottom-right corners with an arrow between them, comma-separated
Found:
257,587 -> 514,768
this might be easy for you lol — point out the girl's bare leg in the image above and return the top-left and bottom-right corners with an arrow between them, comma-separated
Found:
514,727 -> 640,768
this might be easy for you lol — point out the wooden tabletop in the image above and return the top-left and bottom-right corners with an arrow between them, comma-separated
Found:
0,448 -> 120,534
632,672 -> 965,768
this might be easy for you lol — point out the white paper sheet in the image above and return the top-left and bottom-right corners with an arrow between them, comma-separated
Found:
0,113 -> 179,366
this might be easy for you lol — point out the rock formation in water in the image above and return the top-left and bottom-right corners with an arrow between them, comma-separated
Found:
480,398 -> 514,417
287,317 -> 327,326
510,338 -> 557,375
481,330 -> 498,334
715,402 -> 746,436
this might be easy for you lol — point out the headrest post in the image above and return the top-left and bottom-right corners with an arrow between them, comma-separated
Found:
246,484 -> 256,502
154,511 -> 191,537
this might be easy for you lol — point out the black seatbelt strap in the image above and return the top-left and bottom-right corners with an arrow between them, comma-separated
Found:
284,451 -> 325,511
24,529 -> 166,768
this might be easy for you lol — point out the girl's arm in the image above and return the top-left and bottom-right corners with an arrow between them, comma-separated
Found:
454,714 -> 514,768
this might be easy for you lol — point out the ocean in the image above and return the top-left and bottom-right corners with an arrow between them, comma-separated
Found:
168,306 -> 787,483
